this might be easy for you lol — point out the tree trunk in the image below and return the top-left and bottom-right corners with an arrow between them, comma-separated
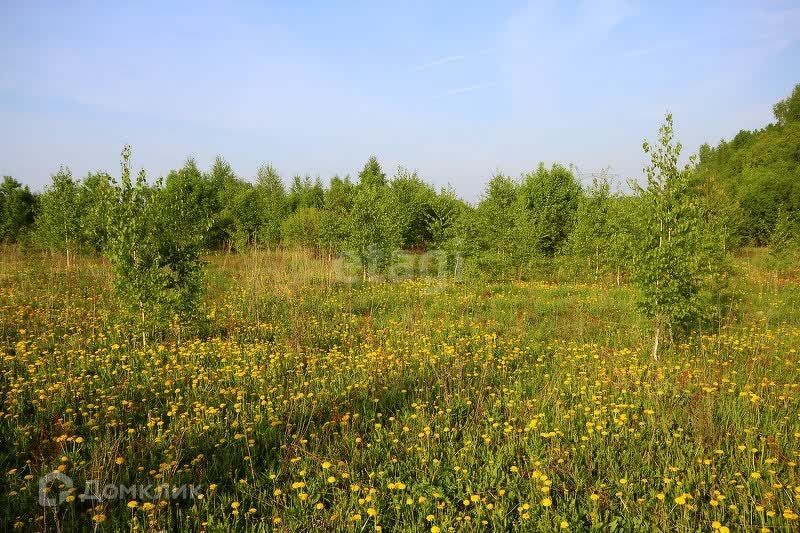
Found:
595,245 -> 599,275
651,324 -> 660,361
141,306 -> 147,348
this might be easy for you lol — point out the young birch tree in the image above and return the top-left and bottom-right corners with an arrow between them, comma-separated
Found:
635,114 -> 704,360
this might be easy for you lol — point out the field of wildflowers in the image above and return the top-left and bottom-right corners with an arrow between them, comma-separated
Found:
1,249 -> 799,531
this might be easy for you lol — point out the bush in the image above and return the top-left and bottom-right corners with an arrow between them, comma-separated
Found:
281,207 -> 323,250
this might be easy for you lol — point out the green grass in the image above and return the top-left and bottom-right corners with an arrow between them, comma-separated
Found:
1,248 -> 799,531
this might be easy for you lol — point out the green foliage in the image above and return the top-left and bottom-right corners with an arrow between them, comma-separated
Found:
288,175 -> 324,212
78,172 -> 115,252
389,167 -> 437,249
767,208 -> 799,271
254,163 -> 288,249
471,173 -> 518,276
464,166 -> 581,280
105,146 -> 209,337
426,186 -> 465,247
469,174 -> 537,279
206,156 -> 242,250
0,176 -> 36,243
604,196 -> 640,284
164,159 -> 220,248
567,176 -> 613,274
357,155 -> 387,188
634,115 -> 729,358
324,175 -> 356,213
33,167 -> 83,265
737,164 -> 797,243
773,83 -> 800,125
319,210 -> 350,258
518,163 -> 582,256
347,183 -> 402,280
227,185 -> 263,251
437,203 -> 479,278
567,177 -> 640,283
281,207 -> 323,249
10,84 -> 798,291
694,84 -> 800,245
425,187 -> 471,277
691,167 -> 744,254
318,175 -> 356,257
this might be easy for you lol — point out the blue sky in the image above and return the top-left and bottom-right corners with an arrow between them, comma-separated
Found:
1,0 -> 798,199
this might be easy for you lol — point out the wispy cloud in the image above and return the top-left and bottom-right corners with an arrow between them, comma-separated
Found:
410,47 -> 494,72
433,83 -> 496,100
411,54 -> 466,71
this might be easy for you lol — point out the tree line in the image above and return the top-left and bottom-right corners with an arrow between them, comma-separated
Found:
693,84 -> 800,247
1,85 -> 798,354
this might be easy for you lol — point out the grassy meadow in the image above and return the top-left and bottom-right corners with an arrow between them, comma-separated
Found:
1,247 -> 799,531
